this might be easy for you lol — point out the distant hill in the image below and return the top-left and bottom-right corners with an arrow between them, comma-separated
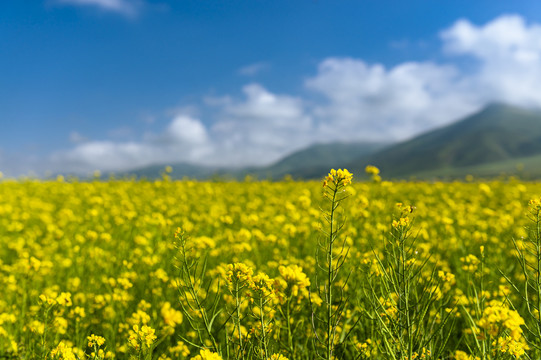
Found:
348,103 -> 541,179
116,162 -> 221,180
400,153 -> 541,180
240,142 -> 385,180
120,141 -> 385,180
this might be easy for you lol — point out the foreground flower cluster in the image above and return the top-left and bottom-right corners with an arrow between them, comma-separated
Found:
0,171 -> 540,359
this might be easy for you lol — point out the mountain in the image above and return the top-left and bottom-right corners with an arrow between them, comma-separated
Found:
119,103 -> 541,181
348,103 -> 541,179
119,141 -> 385,180
115,162 -> 221,180
240,142 -> 385,180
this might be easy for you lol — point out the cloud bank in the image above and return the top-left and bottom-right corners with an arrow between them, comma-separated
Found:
441,15 -> 541,106
9,14 -> 541,176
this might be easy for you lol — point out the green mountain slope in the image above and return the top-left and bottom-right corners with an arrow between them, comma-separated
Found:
407,153 -> 541,180
242,142 -> 385,179
349,104 -> 541,179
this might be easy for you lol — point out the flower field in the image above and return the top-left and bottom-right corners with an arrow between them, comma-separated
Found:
2,170 -> 541,359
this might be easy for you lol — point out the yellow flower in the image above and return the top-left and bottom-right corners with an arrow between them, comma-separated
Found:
493,335 -> 529,358
356,339 -> 376,358
169,340 -> 190,357
226,263 -> 254,287
392,217 -> 409,228
268,354 -> 289,360
87,334 -> 106,348
454,350 -> 480,360
50,341 -> 77,360
128,325 -> 157,350
478,301 -> 525,341
323,169 -> 353,187
249,272 -> 276,299
278,265 -> 310,299
438,270 -> 456,283
365,165 -> 381,182
56,292 -> 72,307
39,294 -> 57,306
529,197 -> 541,211
190,349 -> 223,360
460,254 -> 480,272
161,301 -> 183,327
365,165 -> 380,175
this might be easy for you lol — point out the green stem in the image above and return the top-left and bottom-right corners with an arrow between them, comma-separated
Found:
259,297 -> 269,359
400,230 -> 412,360
526,210 -> 541,341
181,242 -> 219,353
327,184 -> 338,360
286,297 -> 293,356
235,282 -> 244,359
42,307 -> 49,354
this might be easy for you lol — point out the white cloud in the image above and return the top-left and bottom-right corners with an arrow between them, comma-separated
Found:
305,58 -> 480,142
48,84 -> 313,172
54,0 -> 141,16
441,14 -> 541,107
49,114 -> 213,173
52,141 -> 152,173
166,115 -> 209,145
210,84 -> 313,165
225,84 -> 306,121
441,15 -> 541,60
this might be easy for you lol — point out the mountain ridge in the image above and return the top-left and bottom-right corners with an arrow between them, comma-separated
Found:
119,103 -> 541,181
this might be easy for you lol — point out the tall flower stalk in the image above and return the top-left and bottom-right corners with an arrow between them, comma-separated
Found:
500,197 -> 541,357
313,169 -> 354,360
363,203 -> 456,360
174,228 -> 222,355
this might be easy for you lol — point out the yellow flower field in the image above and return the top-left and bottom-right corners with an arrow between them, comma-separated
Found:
1,170 -> 541,359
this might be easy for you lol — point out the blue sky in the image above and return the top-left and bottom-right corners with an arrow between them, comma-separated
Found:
2,0 -> 541,176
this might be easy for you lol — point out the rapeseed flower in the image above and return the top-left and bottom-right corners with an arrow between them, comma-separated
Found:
493,335 -> 529,358
478,301 -> 525,340
268,354 -> 289,360
128,324 -> 157,350
277,264 -> 310,299
50,341 -> 77,360
190,349 -> 223,360
161,301 -> 183,327
87,334 -> 106,348
323,168 -> 353,188
3,172 -> 541,358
